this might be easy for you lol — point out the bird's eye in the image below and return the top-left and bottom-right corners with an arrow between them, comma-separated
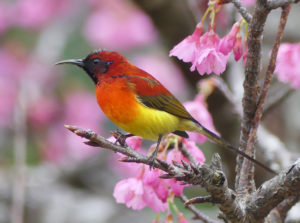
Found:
93,58 -> 100,65
106,61 -> 113,66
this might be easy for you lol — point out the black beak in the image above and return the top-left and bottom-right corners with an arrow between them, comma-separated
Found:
55,59 -> 84,68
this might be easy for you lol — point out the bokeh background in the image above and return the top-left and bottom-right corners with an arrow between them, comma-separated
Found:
1,0 -> 300,222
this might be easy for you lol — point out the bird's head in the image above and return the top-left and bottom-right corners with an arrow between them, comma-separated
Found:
56,50 -> 126,84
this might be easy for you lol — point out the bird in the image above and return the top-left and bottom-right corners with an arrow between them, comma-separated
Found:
56,50 -> 275,174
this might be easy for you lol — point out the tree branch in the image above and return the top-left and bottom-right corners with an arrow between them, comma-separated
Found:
65,125 -> 246,222
267,0 -> 299,9
179,195 -> 221,223
236,0 -> 271,193
247,159 -> 300,221
267,195 -> 300,222
237,3 -> 291,195
230,0 -> 252,23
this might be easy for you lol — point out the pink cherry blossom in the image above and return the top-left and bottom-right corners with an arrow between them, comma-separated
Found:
275,43 -> 300,88
191,30 -> 229,75
170,25 -> 229,75
143,168 -> 169,202
142,184 -> 168,213
233,36 -> 243,61
184,94 -> 217,144
219,22 -> 241,55
113,178 -> 147,210
169,23 -> 204,63
113,167 -> 168,213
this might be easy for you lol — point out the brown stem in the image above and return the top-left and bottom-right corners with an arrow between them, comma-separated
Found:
235,0 -> 271,193
267,195 -> 300,222
237,3 -> 291,195
246,159 -> 300,221
231,0 -> 252,23
267,0 -> 299,9
179,195 -> 220,223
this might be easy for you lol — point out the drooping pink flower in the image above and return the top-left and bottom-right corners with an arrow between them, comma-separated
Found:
84,0 -> 157,50
191,30 -> 229,75
233,36 -> 243,61
113,166 -> 168,213
275,43 -> 300,88
171,25 -> 228,75
113,178 -> 147,210
219,21 -> 241,55
170,23 -> 204,63
184,94 -> 217,144
143,168 -> 169,202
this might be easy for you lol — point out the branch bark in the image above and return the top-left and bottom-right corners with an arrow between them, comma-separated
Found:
247,159 -> 300,221
267,0 -> 299,9
237,2 -> 291,195
66,125 -> 300,222
65,125 -> 245,222
236,0 -> 271,194
230,0 -> 252,23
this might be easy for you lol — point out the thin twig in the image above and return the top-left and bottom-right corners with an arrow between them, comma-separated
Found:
231,0 -> 252,23
267,0 -> 299,9
267,195 -> 300,222
184,195 -> 213,205
179,195 -> 220,223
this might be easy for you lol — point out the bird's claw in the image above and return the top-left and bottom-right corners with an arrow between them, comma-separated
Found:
111,130 -> 134,147
148,149 -> 159,170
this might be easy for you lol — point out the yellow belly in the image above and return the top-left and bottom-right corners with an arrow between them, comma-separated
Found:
116,102 -> 181,140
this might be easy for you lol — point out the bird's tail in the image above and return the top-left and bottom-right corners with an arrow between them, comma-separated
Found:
192,122 -> 276,174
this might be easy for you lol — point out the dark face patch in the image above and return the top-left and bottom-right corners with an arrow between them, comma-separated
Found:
82,55 -> 113,84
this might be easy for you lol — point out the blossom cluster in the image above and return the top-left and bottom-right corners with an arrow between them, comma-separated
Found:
112,135 -> 205,221
170,1 -> 248,75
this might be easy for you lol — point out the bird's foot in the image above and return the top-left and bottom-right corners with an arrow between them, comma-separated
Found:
111,130 -> 134,147
148,149 -> 159,170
